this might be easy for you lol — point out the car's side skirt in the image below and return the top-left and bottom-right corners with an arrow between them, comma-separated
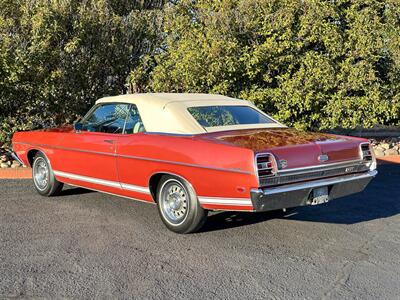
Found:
198,196 -> 253,211
53,170 -> 254,211
67,183 -> 157,205
53,170 -> 151,194
198,197 -> 254,211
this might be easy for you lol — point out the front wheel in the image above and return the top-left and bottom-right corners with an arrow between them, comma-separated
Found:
157,175 -> 207,234
32,152 -> 63,196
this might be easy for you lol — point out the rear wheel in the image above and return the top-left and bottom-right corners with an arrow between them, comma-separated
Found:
32,152 -> 63,196
156,175 -> 207,234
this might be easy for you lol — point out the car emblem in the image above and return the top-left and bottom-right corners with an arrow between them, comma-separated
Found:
279,159 -> 288,169
318,154 -> 329,162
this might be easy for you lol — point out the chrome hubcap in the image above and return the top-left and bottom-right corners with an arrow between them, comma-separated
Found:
161,181 -> 188,224
33,158 -> 49,190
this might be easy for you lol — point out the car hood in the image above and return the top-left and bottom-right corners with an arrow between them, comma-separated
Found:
197,128 -> 365,169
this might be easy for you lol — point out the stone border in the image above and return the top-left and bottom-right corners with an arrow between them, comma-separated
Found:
0,168 -> 32,179
371,137 -> 400,157
377,155 -> 400,165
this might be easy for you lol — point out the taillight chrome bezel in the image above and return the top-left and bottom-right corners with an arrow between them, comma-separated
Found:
359,142 -> 377,171
254,152 -> 278,182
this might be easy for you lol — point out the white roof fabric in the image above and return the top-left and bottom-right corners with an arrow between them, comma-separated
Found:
96,93 -> 284,134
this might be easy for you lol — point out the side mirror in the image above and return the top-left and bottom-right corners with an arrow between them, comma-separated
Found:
74,122 -> 83,132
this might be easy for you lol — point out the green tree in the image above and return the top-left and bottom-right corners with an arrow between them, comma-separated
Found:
0,0 -> 165,145
130,0 -> 400,131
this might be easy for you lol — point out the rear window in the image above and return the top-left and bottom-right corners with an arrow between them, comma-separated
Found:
187,105 -> 275,127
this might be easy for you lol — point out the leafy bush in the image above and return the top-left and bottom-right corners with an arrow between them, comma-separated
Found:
130,0 -> 400,131
0,0 -> 165,146
1,0 -> 399,147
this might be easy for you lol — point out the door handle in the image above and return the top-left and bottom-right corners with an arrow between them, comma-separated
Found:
104,139 -> 114,144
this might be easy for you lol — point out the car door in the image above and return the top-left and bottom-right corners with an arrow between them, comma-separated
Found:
54,102 -> 130,193
115,104 -> 153,200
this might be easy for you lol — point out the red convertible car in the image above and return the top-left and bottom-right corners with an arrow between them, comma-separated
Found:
12,93 -> 377,233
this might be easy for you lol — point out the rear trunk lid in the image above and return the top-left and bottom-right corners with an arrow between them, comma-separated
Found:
197,128 -> 363,170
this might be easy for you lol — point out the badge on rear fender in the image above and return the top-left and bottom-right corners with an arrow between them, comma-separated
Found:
279,159 -> 288,169
318,154 -> 329,162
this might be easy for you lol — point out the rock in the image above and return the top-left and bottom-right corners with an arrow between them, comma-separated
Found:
374,148 -> 385,157
373,146 -> 385,152
0,155 -> 7,162
385,148 -> 399,156
11,161 -> 22,168
0,162 -> 9,168
380,143 -> 390,150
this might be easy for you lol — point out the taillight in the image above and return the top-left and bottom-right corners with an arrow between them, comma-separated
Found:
256,153 -> 277,177
360,142 -> 377,171
360,143 -> 373,161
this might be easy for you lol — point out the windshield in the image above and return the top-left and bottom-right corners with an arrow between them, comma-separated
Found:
187,105 -> 275,128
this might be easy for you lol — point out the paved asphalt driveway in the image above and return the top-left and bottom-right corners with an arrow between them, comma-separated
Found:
1,164 -> 399,299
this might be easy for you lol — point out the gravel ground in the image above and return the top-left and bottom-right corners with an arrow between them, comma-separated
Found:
0,164 -> 399,299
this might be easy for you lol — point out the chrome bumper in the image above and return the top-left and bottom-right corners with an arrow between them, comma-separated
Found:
250,170 -> 377,212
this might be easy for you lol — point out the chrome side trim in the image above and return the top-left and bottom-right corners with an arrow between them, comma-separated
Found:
276,159 -> 364,175
54,170 -> 122,189
11,152 -> 24,165
255,170 -> 377,196
54,170 -> 250,206
198,196 -> 252,206
14,142 -> 251,175
118,154 -> 251,174
121,183 -> 151,194
53,170 -> 151,195
68,183 -> 156,205
14,142 -> 115,157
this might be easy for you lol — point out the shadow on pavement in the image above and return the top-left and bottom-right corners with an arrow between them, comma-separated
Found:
59,186 -> 95,196
200,164 -> 400,232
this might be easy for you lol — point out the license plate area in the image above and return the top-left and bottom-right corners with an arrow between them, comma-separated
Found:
310,186 -> 329,205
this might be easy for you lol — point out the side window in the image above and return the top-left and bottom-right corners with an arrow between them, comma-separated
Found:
124,104 -> 145,134
82,103 -> 130,134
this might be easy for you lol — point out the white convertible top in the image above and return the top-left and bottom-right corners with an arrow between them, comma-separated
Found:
96,93 -> 284,134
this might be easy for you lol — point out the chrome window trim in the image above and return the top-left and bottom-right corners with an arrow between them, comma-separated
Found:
124,103 -> 146,134
187,105 -> 278,129
80,102 -> 132,134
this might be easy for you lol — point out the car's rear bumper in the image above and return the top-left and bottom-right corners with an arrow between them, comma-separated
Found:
250,170 -> 377,212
